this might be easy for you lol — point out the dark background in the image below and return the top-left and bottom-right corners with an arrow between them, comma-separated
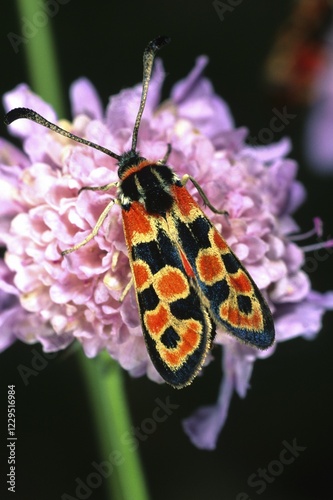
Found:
1,1 -> 333,499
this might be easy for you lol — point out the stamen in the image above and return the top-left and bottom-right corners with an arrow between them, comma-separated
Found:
301,239 -> 333,253
290,217 -> 323,241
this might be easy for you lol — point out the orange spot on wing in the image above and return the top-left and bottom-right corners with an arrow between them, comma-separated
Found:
172,186 -> 197,217
213,231 -> 229,251
220,302 -> 263,330
122,202 -> 154,242
224,304 -> 240,326
133,261 -> 150,289
181,321 -> 201,354
231,272 -> 252,294
248,309 -> 262,330
156,268 -> 188,301
197,252 -> 223,283
145,304 -> 169,336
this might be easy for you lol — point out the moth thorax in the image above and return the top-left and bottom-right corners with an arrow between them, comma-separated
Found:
119,164 -> 177,215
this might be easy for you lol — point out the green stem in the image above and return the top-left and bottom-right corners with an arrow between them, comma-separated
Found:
79,350 -> 150,500
15,0 -> 65,115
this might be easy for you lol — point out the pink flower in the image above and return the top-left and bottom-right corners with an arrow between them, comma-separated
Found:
1,57 -> 333,449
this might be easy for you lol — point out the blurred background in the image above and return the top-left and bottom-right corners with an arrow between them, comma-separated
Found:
1,1 -> 333,499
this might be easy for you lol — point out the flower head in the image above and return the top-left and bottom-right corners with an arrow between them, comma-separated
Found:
1,56 -> 333,449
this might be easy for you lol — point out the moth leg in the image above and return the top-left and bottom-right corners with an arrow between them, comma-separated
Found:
157,143 -> 172,165
61,199 -> 116,255
181,174 -> 229,216
79,181 -> 118,194
119,277 -> 134,302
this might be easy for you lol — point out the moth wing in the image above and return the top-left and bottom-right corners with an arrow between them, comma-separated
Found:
169,185 -> 275,348
122,201 -> 214,388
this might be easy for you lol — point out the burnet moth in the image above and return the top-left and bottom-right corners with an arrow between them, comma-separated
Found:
4,36 -> 275,388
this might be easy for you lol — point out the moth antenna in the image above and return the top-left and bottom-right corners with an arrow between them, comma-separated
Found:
4,107 -> 121,161
4,37 -> 171,160
131,35 -> 171,152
